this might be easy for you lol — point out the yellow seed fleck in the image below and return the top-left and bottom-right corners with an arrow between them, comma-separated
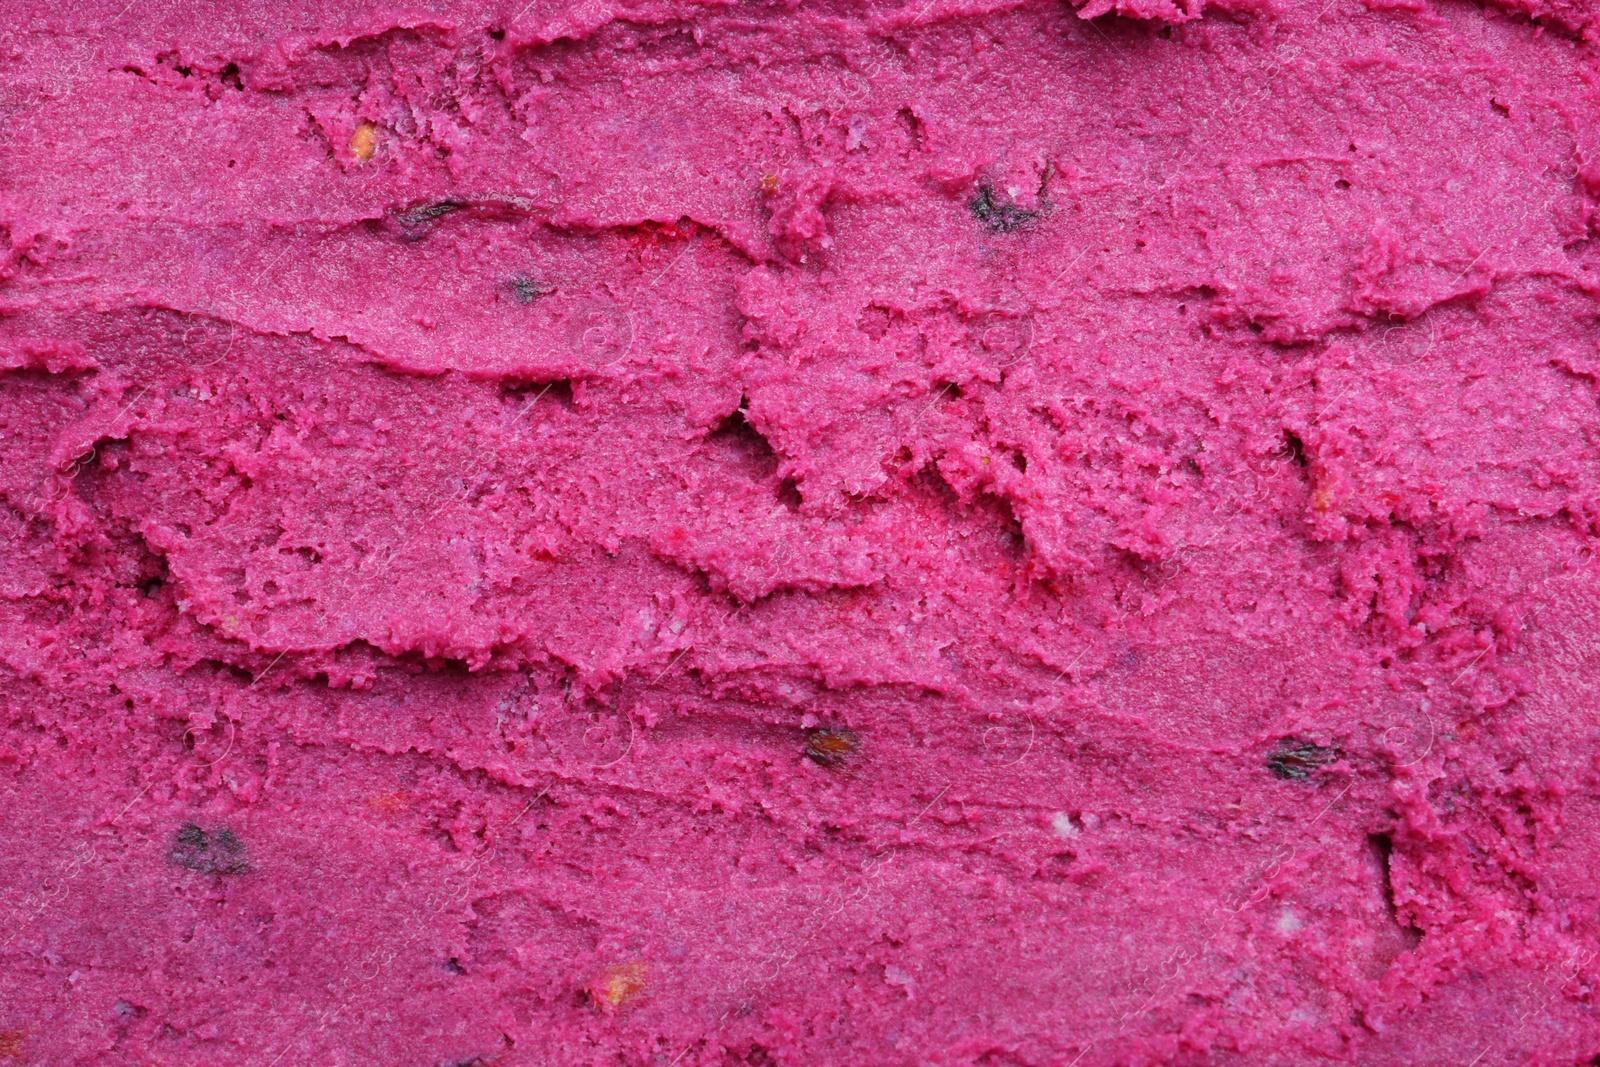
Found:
759,173 -> 778,194
0,1030 -> 23,1060
367,792 -> 409,815
805,728 -> 859,767
593,960 -> 648,1010
350,123 -> 378,162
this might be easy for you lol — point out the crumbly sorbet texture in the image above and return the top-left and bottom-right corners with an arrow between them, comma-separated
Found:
7,0 -> 1600,1063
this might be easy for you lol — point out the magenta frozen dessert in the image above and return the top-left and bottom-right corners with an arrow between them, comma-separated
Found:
4,0 -> 1600,1062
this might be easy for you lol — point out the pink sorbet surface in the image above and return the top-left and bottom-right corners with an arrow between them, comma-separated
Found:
4,0 -> 1600,1063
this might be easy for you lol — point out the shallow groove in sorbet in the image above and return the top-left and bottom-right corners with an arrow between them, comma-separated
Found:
4,0 -> 1600,1064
